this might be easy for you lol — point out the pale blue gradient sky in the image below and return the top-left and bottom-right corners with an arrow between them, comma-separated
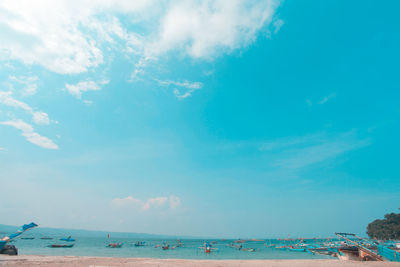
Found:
0,0 -> 399,238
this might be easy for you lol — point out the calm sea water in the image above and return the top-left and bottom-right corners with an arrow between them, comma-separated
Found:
10,236 -> 334,260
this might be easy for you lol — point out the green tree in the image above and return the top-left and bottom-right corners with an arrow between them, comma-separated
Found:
367,213 -> 400,240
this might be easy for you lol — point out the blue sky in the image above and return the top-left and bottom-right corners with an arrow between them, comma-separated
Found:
0,0 -> 399,238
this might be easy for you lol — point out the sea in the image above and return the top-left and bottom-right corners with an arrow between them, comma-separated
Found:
1,225 -> 334,260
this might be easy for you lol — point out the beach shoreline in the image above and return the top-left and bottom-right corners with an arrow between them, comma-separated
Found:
1,255 -> 399,266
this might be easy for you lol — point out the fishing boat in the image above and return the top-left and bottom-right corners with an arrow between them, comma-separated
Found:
200,242 -> 218,253
107,242 -> 123,248
378,244 -> 400,262
1,222 -> 38,255
48,244 -> 74,248
176,240 -> 183,247
241,248 -> 256,252
288,245 -> 306,252
134,241 -> 146,247
335,233 -> 384,261
60,236 -> 75,242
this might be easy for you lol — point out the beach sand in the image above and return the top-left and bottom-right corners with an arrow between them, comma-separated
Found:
1,255 -> 399,267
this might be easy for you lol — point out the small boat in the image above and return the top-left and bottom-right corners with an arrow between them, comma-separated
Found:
288,246 -> 306,252
134,241 -> 146,247
107,243 -> 123,248
378,244 -> 400,262
21,237 -> 35,240
162,244 -> 170,250
0,222 -> 38,255
241,248 -> 256,252
60,236 -> 75,242
40,237 -> 53,240
337,246 -> 361,261
48,244 -> 74,248
201,242 -> 218,253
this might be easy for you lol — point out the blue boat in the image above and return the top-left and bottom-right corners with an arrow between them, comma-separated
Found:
0,222 -> 38,255
378,245 -> 400,262
60,236 -> 75,242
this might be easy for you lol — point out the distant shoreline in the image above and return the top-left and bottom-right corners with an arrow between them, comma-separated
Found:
0,255 -> 398,267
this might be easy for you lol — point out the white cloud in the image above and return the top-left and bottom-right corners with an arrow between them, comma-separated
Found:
169,195 -> 181,209
0,0 -> 280,74
65,80 -> 109,99
157,79 -> 203,100
32,111 -> 50,125
273,19 -> 284,34
111,195 -> 181,211
0,91 -> 50,125
150,0 -> 278,59
142,197 -> 168,211
0,120 -> 58,149
260,131 -> 370,169
8,75 -> 38,96
318,93 -> 336,105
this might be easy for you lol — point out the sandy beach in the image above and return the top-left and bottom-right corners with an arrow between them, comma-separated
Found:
0,255 -> 399,267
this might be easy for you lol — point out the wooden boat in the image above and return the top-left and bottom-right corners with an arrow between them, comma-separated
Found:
48,244 -> 74,248
200,242 -> 218,253
288,246 -> 306,252
241,248 -> 256,252
1,222 -> 38,255
378,245 -> 400,262
337,247 -> 361,261
107,243 -> 123,248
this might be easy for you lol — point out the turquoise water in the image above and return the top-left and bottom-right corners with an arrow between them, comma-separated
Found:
10,237 -> 334,259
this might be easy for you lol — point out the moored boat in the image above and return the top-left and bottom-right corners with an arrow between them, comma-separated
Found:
48,244 -> 74,248
107,242 -> 123,248
60,236 -> 75,242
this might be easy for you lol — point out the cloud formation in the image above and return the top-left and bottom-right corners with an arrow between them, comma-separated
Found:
260,131 -> 370,169
65,80 -> 109,99
0,0 -> 280,74
8,75 -> 38,96
318,93 -> 336,105
157,79 -> 203,100
0,120 -> 58,149
0,91 -> 50,125
111,195 -> 181,211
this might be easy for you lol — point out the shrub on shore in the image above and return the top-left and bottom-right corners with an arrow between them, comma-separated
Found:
367,212 -> 400,240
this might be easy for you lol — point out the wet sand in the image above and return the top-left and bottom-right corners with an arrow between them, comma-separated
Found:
1,255 -> 399,267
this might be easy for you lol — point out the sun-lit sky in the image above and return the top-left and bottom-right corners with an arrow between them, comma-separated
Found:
0,0 -> 399,238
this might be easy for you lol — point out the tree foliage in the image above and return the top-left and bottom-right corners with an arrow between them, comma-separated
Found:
367,213 -> 400,240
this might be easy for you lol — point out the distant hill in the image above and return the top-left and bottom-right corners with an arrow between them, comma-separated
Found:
0,223 -> 191,239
